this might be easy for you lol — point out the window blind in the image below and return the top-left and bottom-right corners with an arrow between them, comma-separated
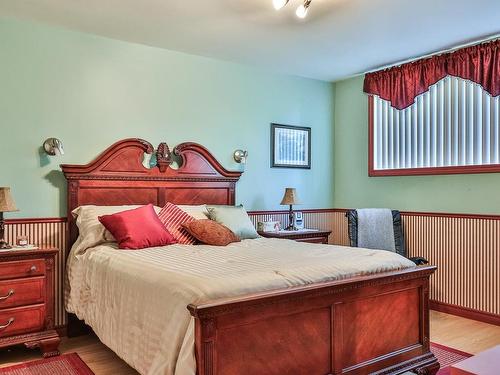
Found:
372,76 -> 500,171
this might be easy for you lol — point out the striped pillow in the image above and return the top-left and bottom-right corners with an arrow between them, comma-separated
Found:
158,203 -> 197,245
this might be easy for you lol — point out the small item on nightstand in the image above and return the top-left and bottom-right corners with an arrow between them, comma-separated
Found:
294,211 -> 304,229
16,235 -> 29,246
0,187 -> 19,249
12,244 -> 39,251
257,221 -> 281,232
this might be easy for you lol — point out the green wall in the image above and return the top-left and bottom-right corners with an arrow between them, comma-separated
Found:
333,75 -> 500,215
7,17 -> 494,218
0,17 -> 334,218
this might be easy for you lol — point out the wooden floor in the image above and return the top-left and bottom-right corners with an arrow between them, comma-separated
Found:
430,311 -> 500,354
0,311 -> 499,374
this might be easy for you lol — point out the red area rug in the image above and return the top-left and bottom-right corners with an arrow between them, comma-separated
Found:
431,342 -> 473,375
0,353 -> 94,375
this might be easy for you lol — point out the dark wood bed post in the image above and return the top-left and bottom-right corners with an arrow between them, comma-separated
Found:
61,139 -> 438,375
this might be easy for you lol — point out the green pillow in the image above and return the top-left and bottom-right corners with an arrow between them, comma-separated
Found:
207,205 -> 259,240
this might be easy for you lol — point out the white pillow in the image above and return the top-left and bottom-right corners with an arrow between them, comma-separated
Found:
176,204 -> 210,220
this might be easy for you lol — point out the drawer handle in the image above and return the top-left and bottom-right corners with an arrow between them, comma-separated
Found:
0,317 -> 14,330
29,265 -> 37,273
0,290 -> 14,301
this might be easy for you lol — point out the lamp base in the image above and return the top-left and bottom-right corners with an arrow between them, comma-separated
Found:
0,240 -> 12,250
284,204 -> 298,231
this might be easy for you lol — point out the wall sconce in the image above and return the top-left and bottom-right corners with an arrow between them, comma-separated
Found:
43,138 -> 65,156
233,150 -> 248,164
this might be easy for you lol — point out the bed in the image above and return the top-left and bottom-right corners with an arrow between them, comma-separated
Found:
62,139 -> 439,375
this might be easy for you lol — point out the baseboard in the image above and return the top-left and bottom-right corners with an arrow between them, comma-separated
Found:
430,300 -> 500,326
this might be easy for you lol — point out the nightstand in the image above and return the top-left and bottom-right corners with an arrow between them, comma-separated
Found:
0,247 -> 60,357
258,229 -> 332,244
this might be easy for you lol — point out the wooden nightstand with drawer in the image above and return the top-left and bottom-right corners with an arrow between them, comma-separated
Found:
0,247 -> 60,357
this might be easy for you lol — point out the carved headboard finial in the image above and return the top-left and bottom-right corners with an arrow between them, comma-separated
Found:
156,142 -> 173,173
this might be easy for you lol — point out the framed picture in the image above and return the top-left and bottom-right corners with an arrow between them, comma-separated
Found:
271,123 -> 311,169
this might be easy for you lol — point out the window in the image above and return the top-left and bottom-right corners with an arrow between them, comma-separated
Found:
369,76 -> 500,176
364,39 -> 500,176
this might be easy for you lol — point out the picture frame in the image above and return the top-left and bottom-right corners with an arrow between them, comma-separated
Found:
270,123 -> 311,169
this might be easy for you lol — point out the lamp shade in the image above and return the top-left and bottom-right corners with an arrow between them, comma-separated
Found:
280,188 -> 301,206
0,187 -> 18,212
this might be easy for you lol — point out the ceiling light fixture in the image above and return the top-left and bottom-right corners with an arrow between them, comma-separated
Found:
295,0 -> 312,18
273,0 -> 289,10
273,0 -> 313,18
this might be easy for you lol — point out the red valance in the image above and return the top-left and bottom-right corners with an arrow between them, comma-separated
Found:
364,39 -> 500,110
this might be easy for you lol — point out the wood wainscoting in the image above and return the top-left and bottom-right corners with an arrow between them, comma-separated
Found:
402,212 -> 500,325
5,209 -> 500,329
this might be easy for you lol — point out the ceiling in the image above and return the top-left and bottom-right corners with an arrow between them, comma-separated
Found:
1,0 -> 499,81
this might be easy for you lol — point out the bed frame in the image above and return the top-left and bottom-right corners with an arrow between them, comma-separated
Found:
62,139 -> 439,375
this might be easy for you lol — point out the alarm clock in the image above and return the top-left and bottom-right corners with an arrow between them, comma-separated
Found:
294,212 -> 304,230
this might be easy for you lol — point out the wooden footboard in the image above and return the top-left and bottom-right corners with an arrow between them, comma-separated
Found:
188,265 -> 439,375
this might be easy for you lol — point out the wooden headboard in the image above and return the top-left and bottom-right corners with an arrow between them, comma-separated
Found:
61,138 -> 242,246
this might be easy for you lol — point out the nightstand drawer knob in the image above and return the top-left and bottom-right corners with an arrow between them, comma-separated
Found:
0,317 -> 14,330
0,290 -> 14,301
30,265 -> 37,273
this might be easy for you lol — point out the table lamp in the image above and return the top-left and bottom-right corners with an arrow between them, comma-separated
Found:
280,188 -> 301,231
0,187 -> 18,249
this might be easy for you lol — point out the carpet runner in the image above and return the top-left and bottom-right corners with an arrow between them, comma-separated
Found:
0,353 -> 94,375
431,342 -> 473,375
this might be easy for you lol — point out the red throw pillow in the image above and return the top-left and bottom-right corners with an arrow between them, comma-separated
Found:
157,202 -> 197,245
182,219 -> 241,246
98,204 -> 177,250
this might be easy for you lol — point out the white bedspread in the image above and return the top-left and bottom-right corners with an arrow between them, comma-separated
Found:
65,237 -> 415,375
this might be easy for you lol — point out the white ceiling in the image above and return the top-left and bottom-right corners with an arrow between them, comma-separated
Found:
1,0 -> 499,81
